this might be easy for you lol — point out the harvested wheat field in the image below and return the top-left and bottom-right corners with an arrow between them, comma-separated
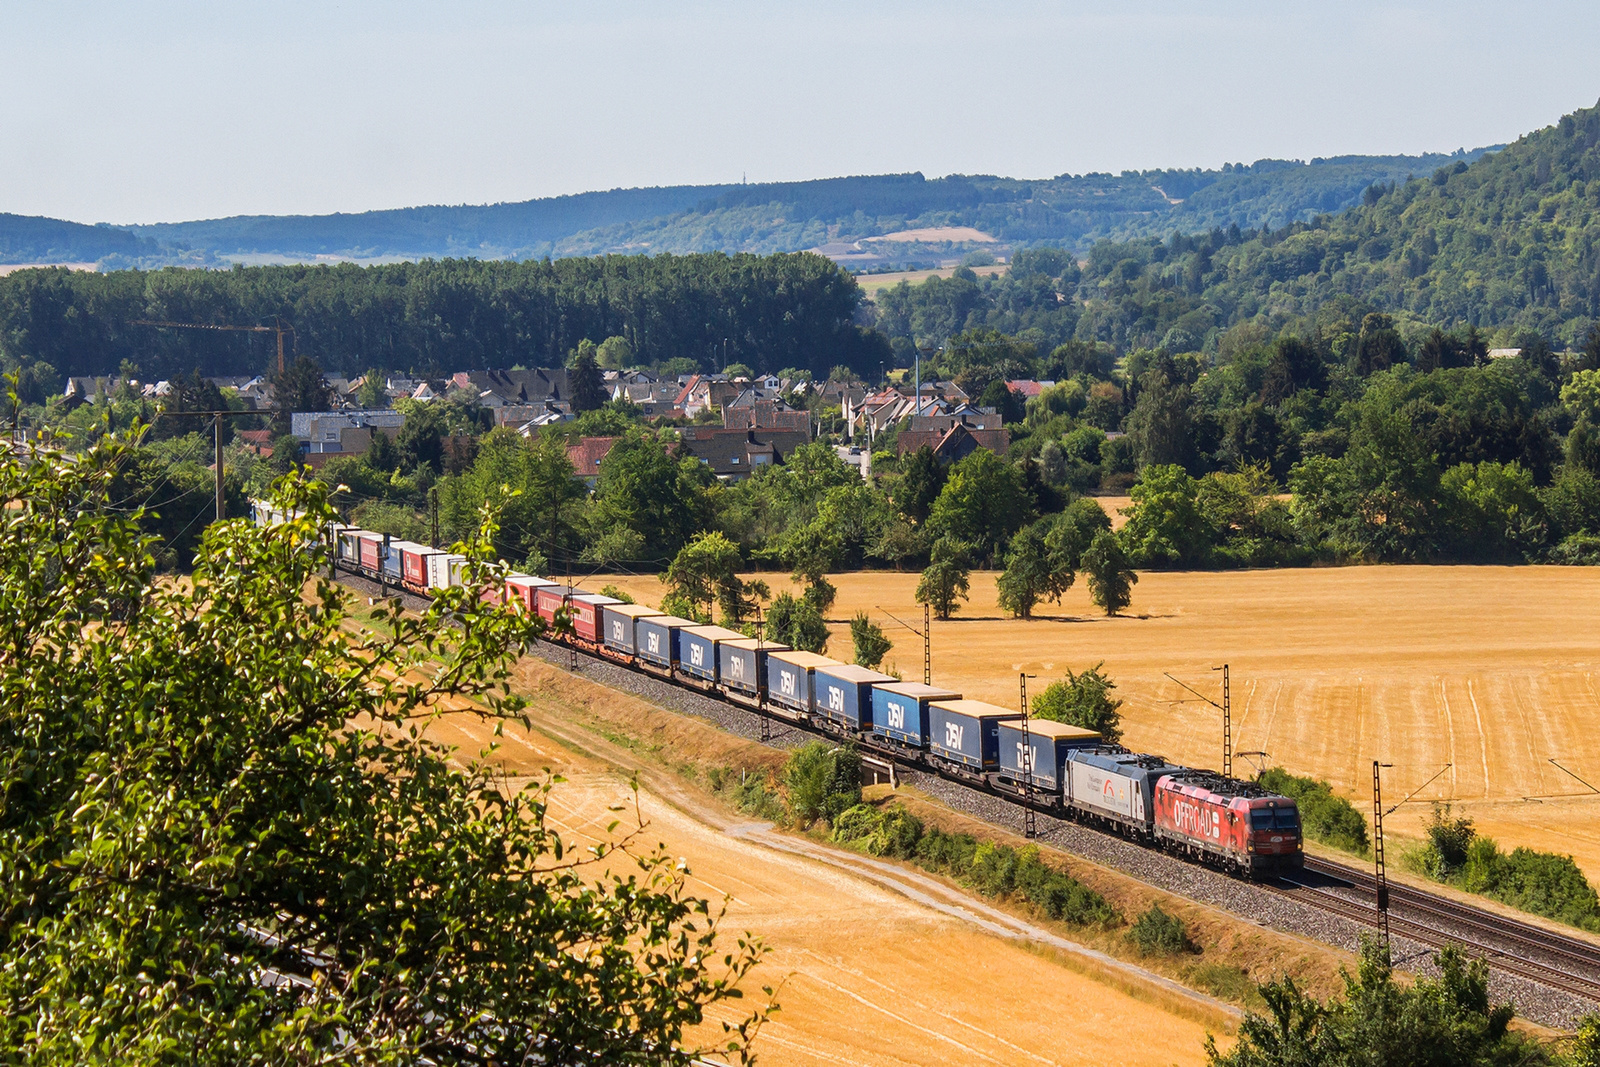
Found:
586,566 -> 1600,882
414,663 -> 1227,1067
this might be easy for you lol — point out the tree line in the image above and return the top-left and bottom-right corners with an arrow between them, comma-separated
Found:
0,251 -> 885,383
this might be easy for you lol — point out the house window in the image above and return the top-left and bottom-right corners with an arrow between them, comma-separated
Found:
730,457 -> 740,464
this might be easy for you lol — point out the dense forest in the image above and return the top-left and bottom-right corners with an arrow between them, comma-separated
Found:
0,252 -> 884,381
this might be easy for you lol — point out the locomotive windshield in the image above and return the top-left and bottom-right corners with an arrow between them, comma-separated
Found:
1250,806 -> 1300,831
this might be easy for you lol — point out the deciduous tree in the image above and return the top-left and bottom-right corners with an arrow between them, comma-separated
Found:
915,536 -> 972,619
1082,530 -> 1136,616
0,438 -> 769,1064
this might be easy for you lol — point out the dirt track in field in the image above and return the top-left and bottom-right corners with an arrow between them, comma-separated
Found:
416,666 -> 1227,1066
584,566 -> 1600,883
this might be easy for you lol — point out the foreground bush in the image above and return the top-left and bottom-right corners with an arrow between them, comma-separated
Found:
783,741 -> 861,828
1209,941 -> 1550,1067
1408,805 -> 1600,933
0,439 -> 767,1064
1127,904 -> 1192,956
1258,767 -> 1370,855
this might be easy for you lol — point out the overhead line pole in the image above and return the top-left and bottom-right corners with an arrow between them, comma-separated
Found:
1020,672 -> 1037,839
1373,761 -> 1393,960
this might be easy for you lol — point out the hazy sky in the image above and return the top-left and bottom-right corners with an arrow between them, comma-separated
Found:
5,1 -> 1598,224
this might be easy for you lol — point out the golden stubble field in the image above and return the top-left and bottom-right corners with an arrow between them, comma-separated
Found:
587,566 -> 1600,882
411,660 -> 1228,1067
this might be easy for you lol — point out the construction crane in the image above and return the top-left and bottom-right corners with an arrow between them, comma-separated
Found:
129,317 -> 296,376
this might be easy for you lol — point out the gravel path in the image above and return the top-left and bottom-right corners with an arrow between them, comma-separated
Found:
335,573 -> 1598,1028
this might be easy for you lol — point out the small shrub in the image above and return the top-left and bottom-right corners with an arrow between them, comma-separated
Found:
1185,962 -> 1264,1009
598,584 -> 635,604
782,741 -> 861,829
850,612 -> 892,669
1127,903 -> 1191,955
1407,804 -> 1600,932
730,773 -> 786,822
831,804 -> 922,858
1425,803 -> 1477,875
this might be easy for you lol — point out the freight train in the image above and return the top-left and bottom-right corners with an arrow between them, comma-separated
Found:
270,510 -> 1303,878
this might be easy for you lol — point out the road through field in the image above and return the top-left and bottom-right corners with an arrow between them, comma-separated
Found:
587,566 -> 1600,882
416,666 -> 1227,1066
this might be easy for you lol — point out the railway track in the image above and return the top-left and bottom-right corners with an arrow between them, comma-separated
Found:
331,568 -> 1600,1009
1267,857 -> 1600,1001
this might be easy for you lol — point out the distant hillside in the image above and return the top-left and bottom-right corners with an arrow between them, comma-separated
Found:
552,154 -> 1496,260
122,183 -> 744,263
1161,99 -> 1600,344
0,213 -> 162,264
865,101 -> 1600,356
0,150 -> 1497,268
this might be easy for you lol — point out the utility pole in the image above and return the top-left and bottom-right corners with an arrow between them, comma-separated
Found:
565,555 -> 577,672
1020,672 -> 1037,839
1164,665 -> 1234,777
923,602 -> 931,684
1372,760 -> 1392,959
1369,760 -> 1449,959
756,611 -> 770,743
876,605 -> 930,685
214,414 -> 225,522
429,485 -> 440,548
1215,663 -> 1231,778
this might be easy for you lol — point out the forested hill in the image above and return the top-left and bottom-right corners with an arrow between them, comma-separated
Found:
549,153 -> 1491,258
1149,99 -> 1600,344
1,151 -> 1489,268
0,213 -> 162,265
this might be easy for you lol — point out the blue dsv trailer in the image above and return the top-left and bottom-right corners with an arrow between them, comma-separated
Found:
718,638 -> 790,696
766,651 -> 840,716
813,663 -> 895,730
677,625 -> 744,684
599,603 -> 662,657
634,614 -> 698,669
929,699 -> 1021,771
996,720 -> 1102,793
870,682 -> 961,748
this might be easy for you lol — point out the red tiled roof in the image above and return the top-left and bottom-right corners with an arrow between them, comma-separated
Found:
566,436 -> 620,476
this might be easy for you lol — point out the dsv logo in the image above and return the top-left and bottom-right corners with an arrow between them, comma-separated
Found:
779,672 -> 796,696
886,703 -> 906,730
646,633 -> 660,654
944,722 -> 964,751
689,646 -> 704,667
827,686 -> 844,711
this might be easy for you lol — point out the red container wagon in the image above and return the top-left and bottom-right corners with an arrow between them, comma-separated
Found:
1152,771 -> 1303,876
568,593 -> 621,643
390,541 -> 437,594
356,532 -> 384,575
532,585 -> 574,628
505,574 -> 556,614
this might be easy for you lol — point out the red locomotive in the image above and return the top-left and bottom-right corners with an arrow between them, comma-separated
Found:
1153,771 -> 1303,875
